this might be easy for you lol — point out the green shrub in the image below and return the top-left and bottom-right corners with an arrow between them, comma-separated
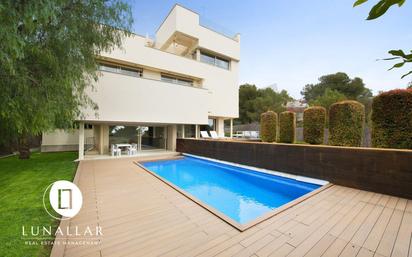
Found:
329,100 -> 365,147
279,111 -> 296,143
303,106 -> 326,144
371,89 -> 412,149
260,111 -> 277,142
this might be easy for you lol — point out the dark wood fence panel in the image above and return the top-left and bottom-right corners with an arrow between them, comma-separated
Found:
176,139 -> 412,199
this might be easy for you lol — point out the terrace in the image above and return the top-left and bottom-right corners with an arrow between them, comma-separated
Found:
51,152 -> 411,257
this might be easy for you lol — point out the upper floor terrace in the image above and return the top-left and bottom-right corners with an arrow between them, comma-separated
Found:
155,4 -> 240,62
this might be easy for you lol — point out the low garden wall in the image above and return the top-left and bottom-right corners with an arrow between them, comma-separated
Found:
176,139 -> 412,199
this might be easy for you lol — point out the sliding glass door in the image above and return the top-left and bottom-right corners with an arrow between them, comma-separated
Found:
141,126 -> 167,150
108,125 -> 167,153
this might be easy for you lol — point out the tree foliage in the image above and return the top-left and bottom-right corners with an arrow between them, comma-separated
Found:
309,88 -> 347,111
239,84 -> 292,124
301,72 -> 372,102
354,0 -> 411,79
0,1 -> 133,158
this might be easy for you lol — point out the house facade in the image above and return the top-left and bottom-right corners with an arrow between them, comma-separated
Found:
41,4 -> 240,159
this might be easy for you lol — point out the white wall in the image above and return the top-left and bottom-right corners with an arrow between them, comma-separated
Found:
99,34 -> 239,119
82,71 -> 209,125
42,129 -> 93,146
156,5 -> 240,60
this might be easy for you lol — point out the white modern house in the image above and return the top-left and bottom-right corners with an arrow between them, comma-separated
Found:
41,4 -> 240,160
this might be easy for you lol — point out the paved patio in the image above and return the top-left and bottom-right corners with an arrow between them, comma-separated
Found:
51,156 -> 412,257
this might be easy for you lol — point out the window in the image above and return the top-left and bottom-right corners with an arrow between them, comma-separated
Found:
99,63 -> 142,77
200,51 -> 230,70
184,125 -> 196,138
161,74 -> 193,87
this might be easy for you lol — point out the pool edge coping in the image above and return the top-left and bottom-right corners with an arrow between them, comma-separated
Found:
134,156 -> 333,232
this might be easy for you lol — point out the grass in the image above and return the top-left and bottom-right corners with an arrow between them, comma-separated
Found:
0,151 -> 77,257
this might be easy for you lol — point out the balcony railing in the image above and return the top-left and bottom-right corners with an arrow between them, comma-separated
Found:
199,16 -> 237,40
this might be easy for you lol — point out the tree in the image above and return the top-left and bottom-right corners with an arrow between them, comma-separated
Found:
354,0 -> 412,79
0,1 -> 133,159
238,84 -> 292,124
309,88 -> 347,111
408,81 -> 412,89
301,72 -> 372,102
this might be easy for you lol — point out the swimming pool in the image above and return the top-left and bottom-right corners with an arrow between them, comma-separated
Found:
140,155 -> 326,229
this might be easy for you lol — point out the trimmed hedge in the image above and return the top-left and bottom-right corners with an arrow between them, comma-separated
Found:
260,111 -> 277,142
329,100 -> 365,147
372,89 -> 412,149
303,106 -> 326,144
279,111 -> 296,143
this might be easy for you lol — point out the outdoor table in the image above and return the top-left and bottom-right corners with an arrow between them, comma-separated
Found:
115,144 -> 132,152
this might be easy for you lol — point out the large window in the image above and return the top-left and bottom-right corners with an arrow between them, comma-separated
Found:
184,125 -> 196,138
161,74 -> 193,87
200,51 -> 230,70
99,63 -> 142,77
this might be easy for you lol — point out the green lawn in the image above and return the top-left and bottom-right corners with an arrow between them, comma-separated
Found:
0,152 -> 77,257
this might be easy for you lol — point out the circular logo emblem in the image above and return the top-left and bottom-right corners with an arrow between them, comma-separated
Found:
43,180 -> 83,220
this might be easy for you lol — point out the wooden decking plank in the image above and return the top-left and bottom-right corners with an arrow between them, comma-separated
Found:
235,234 -> 276,257
363,207 -> 396,252
255,234 -> 291,257
350,205 -> 385,247
321,237 -> 348,257
303,233 -> 337,257
356,248 -> 375,257
214,243 -> 245,257
268,243 -> 295,257
338,242 -> 360,257
375,209 -> 403,256
339,203 -> 376,242
391,211 -> 412,257
178,233 -> 231,257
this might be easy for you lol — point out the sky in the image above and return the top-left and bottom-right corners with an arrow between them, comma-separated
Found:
129,0 -> 412,99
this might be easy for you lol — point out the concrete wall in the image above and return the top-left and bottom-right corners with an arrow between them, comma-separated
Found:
82,72 -> 209,125
97,33 -> 239,119
156,5 -> 240,60
41,129 -> 93,152
176,139 -> 412,199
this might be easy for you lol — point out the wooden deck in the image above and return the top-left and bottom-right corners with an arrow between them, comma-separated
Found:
51,157 -> 412,257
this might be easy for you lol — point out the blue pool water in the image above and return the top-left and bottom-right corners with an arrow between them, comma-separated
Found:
141,156 -> 321,224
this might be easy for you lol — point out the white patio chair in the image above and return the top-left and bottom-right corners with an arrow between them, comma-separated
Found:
128,144 -> 138,156
111,144 -> 121,157
244,131 -> 251,138
200,131 -> 210,138
250,131 -> 258,138
210,131 -> 219,139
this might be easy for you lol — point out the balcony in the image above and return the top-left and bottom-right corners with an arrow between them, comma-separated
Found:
81,71 -> 209,125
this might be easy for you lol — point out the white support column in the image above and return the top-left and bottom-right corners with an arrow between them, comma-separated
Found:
195,125 -> 199,139
217,118 -> 225,137
78,122 -> 84,160
196,49 -> 201,61
167,125 -> 177,151
182,125 -> 185,138
230,119 -> 233,138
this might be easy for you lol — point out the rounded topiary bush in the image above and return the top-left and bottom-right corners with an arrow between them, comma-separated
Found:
260,111 -> 278,142
371,89 -> 412,149
303,106 -> 326,144
279,111 -> 296,143
329,100 -> 365,147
